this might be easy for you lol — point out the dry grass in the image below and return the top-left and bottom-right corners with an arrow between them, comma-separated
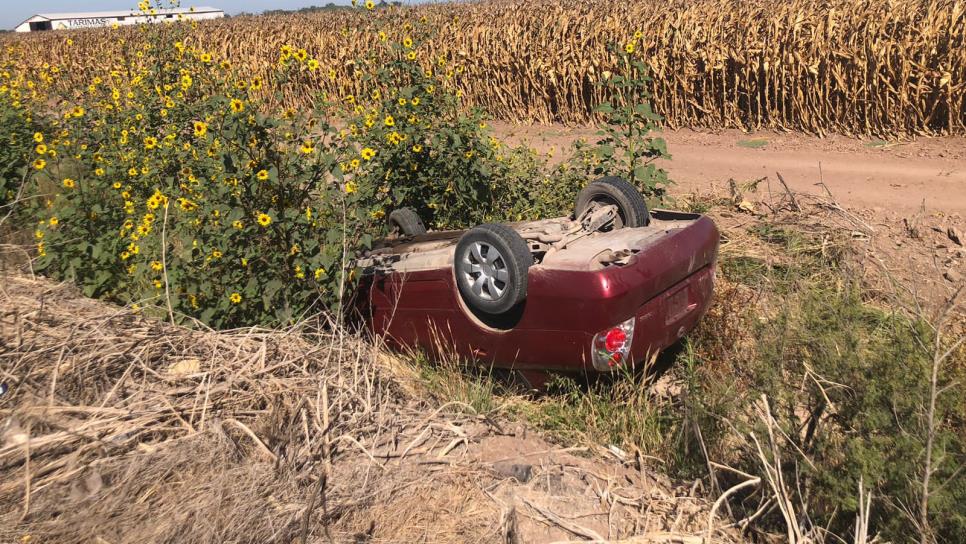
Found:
0,273 -> 483,542
6,0 -> 964,135
0,273 -> 743,543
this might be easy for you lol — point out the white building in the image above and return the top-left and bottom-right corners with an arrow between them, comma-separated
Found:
14,6 -> 224,33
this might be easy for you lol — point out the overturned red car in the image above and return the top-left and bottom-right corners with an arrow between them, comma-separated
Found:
356,177 -> 719,385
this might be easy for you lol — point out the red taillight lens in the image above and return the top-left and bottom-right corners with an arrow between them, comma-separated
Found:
604,328 -> 626,352
591,317 -> 635,371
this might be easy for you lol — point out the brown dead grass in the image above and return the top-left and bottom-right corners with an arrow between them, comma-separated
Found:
0,274 -> 403,543
690,177 -> 966,320
0,274 -> 742,544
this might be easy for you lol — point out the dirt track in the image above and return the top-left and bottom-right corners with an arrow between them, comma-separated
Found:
492,123 -> 966,216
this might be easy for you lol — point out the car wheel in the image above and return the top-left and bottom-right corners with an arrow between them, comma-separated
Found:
574,176 -> 650,228
454,224 -> 532,315
388,207 -> 427,236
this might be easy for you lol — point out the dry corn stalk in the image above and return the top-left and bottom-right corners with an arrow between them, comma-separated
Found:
4,0 -> 964,136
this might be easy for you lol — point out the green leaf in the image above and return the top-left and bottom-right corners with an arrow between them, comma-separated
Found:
633,164 -> 652,181
200,307 -> 216,324
264,279 -> 283,298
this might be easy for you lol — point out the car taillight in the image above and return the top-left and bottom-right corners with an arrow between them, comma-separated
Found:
604,328 -> 626,352
591,317 -> 635,371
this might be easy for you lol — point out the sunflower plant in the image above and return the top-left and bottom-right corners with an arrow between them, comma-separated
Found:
579,47 -> 671,199
25,3 -> 377,327
332,30 -> 502,230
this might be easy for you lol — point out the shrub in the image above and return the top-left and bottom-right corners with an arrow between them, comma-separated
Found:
676,227 -> 966,543
25,20 -> 373,326
580,51 -> 671,199
489,51 -> 673,222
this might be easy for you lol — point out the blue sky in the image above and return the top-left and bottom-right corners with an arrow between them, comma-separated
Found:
3,1 -> 353,29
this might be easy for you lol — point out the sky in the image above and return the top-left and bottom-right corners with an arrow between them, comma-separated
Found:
1,0 -> 350,29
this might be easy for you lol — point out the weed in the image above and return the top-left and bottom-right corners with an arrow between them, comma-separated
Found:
410,351 -> 506,416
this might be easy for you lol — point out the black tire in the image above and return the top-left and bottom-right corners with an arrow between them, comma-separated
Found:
388,207 -> 427,236
574,176 -> 650,228
454,224 -> 533,315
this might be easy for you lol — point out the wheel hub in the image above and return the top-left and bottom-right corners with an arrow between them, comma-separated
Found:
461,241 -> 508,301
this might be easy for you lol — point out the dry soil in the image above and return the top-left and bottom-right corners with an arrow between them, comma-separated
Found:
492,123 -> 966,216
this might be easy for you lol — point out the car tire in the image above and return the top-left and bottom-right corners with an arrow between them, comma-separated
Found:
454,223 -> 532,315
388,207 -> 427,236
575,176 -> 650,228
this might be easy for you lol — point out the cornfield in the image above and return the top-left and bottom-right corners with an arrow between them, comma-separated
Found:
7,0 -> 966,136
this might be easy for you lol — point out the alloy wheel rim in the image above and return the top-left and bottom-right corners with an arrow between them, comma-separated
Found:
461,241 -> 508,301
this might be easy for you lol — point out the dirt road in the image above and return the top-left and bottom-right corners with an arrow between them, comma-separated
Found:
492,123 -> 966,216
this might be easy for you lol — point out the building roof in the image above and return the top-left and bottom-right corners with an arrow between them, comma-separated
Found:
29,7 -> 222,20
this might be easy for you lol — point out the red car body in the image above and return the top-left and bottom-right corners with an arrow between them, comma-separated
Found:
357,210 -> 719,380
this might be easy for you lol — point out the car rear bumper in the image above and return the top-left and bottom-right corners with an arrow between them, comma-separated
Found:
484,262 -> 716,372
